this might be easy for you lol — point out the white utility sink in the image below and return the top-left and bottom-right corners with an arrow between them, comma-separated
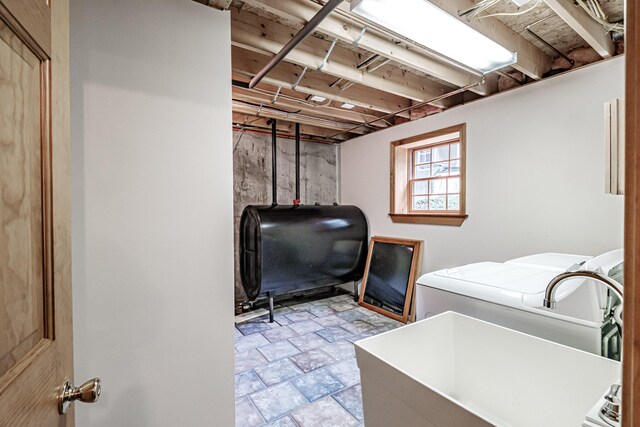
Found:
355,312 -> 620,427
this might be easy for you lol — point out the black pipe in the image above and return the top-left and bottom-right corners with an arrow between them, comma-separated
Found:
524,16 -> 574,66
267,291 -> 274,323
248,0 -> 344,88
231,79 -> 250,88
269,119 -> 278,205
526,27 -> 574,65
295,123 -> 301,202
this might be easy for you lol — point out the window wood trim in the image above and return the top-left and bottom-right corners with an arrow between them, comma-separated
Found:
390,124 -> 467,226
389,213 -> 468,226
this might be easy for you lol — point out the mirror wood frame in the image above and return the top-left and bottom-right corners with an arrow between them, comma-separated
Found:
623,1 -> 639,424
358,236 -> 422,323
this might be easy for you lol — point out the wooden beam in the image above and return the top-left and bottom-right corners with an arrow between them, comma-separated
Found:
233,45 -> 412,116
232,101 -> 369,134
239,0 -> 496,96
193,0 -> 232,10
232,113 -> 350,142
232,85 -> 389,128
542,0 -> 615,58
231,8 -> 455,106
233,72 -> 390,123
427,0 -> 551,80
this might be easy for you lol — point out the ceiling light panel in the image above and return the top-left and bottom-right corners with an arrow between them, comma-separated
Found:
511,0 -> 535,6
351,0 -> 517,73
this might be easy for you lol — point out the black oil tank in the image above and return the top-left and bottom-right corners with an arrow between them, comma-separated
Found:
240,204 -> 368,300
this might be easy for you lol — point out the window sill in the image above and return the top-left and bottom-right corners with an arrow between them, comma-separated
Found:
389,213 -> 468,226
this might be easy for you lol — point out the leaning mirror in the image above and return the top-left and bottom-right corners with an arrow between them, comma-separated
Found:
358,236 -> 423,323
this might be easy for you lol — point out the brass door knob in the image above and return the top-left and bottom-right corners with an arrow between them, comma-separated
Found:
58,377 -> 102,414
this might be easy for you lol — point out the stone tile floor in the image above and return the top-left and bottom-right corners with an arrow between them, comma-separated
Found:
235,293 -> 403,427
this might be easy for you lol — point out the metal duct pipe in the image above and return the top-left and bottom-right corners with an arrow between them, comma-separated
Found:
295,123 -> 301,202
248,0 -> 344,88
269,119 -> 278,205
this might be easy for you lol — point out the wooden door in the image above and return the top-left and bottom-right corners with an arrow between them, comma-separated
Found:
0,0 -> 73,425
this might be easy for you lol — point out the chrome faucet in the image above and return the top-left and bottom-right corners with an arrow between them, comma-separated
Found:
543,270 -> 623,427
600,383 -> 621,425
543,270 -> 623,310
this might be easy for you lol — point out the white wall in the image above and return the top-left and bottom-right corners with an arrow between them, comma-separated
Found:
70,1 -> 234,425
341,58 -> 625,274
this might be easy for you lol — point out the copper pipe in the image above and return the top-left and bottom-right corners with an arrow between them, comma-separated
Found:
327,81 -> 481,139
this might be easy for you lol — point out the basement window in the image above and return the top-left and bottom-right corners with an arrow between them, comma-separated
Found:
389,124 -> 468,226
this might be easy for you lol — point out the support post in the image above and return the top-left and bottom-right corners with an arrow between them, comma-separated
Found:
295,123 -> 301,202
269,119 -> 278,205
267,291 -> 275,323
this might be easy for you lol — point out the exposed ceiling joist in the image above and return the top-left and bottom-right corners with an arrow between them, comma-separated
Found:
239,0 -> 496,96
428,0 -> 551,80
232,100 -> 370,134
218,0 -> 623,143
232,46 -> 413,117
231,8 -> 455,107
193,0 -> 232,10
542,0 -> 615,58
232,113 -> 349,142
232,85 -> 389,128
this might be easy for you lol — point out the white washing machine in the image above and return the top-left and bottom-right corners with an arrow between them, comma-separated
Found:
416,250 -> 623,358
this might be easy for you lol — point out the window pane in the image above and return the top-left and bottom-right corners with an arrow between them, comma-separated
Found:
429,196 -> 446,210
448,177 -> 460,193
448,195 -> 460,211
429,178 -> 447,194
433,145 -> 449,162
415,164 -> 431,178
415,148 -> 431,164
413,180 -> 429,195
432,162 -> 449,177
450,160 -> 460,176
450,143 -> 460,159
412,196 -> 428,211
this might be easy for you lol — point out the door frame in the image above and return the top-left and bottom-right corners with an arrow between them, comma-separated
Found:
51,0 -> 74,423
623,0 -> 639,425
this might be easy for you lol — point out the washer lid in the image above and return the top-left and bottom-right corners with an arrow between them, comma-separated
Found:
417,257 -> 605,326
431,262 -> 559,295
505,253 -> 592,271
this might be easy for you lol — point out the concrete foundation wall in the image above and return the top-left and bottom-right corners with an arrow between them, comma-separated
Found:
233,130 -> 339,302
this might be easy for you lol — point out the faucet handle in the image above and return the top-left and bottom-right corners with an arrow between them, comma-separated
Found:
605,384 -> 621,402
600,383 -> 621,424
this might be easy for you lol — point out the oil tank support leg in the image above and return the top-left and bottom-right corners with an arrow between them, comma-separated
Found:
353,280 -> 358,302
268,291 -> 275,323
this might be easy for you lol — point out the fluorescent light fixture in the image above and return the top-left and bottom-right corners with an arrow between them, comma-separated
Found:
350,0 -> 517,73
309,95 -> 327,102
341,103 -> 356,109
511,0 -> 535,6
